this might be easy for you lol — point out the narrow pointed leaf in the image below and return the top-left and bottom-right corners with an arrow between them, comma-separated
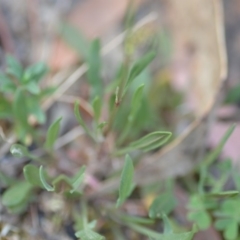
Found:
117,131 -> 172,155
70,165 -> 86,193
149,192 -> 176,219
118,213 -> 154,225
163,214 -> 173,234
6,55 -> 23,79
22,62 -> 48,83
74,101 -> 95,140
116,155 -> 134,207
123,51 -> 156,96
13,88 -> 29,128
97,121 -> 107,130
87,39 -> 102,97
44,117 -> 62,150
92,96 -> 101,122
131,84 -> 145,111
128,223 -> 163,239
39,166 -> 54,191
52,174 -> 72,193
25,81 -> 40,94
0,95 -> 12,119
205,191 -> 239,198
75,228 -> 105,240
59,22 -> 89,60
202,124 -> 235,167
199,124 -> 235,193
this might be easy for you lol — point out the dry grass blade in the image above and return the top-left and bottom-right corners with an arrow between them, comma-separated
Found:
57,95 -> 93,117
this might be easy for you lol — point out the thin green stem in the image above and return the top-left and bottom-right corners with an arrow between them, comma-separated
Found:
81,198 -> 88,228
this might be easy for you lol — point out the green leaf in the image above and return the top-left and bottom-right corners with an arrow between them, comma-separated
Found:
188,211 -> 211,230
70,165 -> 86,193
225,83 -> 240,104
23,164 -> 43,188
131,84 -> 145,112
118,213 -> 154,225
52,174 -> 72,193
22,62 -> 48,83
0,96 -> 12,119
163,215 -> 173,234
39,86 -> 57,98
117,84 -> 145,145
44,117 -> 62,150
117,131 -> 172,155
0,171 -> 16,187
198,124 -> 235,194
128,223 -> 163,239
74,101 -> 95,140
25,81 -> 40,94
162,225 -> 197,240
224,220 -> 238,240
233,171 -> 240,191
123,51 -> 156,96
6,55 -> 23,79
75,228 -> 105,240
215,219 -> 232,230
220,199 -> 238,215
59,22 -> 89,60
27,97 -> 46,124
116,154 -> 134,207
14,144 -> 37,159
202,124 -> 235,167
39,166 -> 54,191
10,144 -> 36,159
188,195 -> 204,210
97,121 -> 107,130
13,88 -> 29,129
92,96 -> 101,122
205,191 -> 239,198
2,181 -> 32,207
148,225 -> 197,240
0,73 -> 16,93
149,192 -> 176,219
7,201 -> 29,214
1,81 -> 16,93
87,39 -> 102,98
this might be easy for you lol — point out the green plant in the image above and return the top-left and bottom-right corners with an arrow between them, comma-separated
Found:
0,55 -> 54,142
1,18 -> 239,240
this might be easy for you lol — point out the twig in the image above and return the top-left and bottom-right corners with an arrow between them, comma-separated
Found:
54,126 -> 84,149
42,64 -> 88,110
57,95 -> 93,117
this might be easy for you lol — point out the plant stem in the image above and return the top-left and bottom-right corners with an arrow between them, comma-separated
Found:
103,56 -> 131,137
81,198 -> 88,228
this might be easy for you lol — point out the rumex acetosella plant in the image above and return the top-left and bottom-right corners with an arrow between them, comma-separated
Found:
0,19 -> 239,240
